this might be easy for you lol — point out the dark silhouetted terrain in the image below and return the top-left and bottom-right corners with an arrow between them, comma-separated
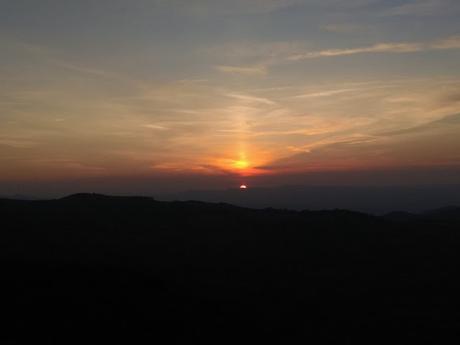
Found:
160,184 -> 460,214
2,194 -> 460,344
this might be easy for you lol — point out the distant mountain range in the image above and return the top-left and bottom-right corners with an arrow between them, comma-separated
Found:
4,184 -> 460,214
2,192 -> 459,223
158,184 -> 460,214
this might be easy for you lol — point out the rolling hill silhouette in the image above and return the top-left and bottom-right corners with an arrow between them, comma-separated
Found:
160,184 -> 460,214
1,194 -> 460,344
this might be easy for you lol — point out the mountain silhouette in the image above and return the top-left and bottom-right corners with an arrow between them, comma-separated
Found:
160,184 -> 460,214
1,194 -> 460,344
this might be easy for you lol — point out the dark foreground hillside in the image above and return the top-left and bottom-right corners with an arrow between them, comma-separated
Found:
1,194 -> 460,344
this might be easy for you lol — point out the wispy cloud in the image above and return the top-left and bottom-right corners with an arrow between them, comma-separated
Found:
208,41 -> 304,76
225,93 -> 276,105
11,40 -> 135,84
430,36 -> 460,49
379,112 -> 460,136
212,35 -> 460,75
142,124 -> 169,130
288,35 -> 460,61
215,65 -> 268,76
292,88 -> 358,99
289,42 -> 421,60
385,0 -> 459,16
173,0 -> 303,16
0,138 -> 37,148
320,23 -> 364,34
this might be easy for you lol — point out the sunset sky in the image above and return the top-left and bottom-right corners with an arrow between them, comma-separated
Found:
1,0 -> 460,195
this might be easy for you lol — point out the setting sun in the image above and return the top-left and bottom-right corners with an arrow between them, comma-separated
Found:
239,184 -> 247,189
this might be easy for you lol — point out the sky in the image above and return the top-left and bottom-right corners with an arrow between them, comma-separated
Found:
1,0 -> 460,196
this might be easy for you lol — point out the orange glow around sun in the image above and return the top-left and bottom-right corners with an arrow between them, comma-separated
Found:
223,156 -> 258,175
233,159 -> 250,170
212,145 -> 272,176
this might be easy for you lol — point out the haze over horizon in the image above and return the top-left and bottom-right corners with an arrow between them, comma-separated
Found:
1,0 -> 460,195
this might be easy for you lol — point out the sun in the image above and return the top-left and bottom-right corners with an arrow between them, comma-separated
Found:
240,184 -> 248,189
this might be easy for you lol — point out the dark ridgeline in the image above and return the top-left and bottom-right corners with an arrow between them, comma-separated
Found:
1,193 -> 460,344
159,184 -> 460,214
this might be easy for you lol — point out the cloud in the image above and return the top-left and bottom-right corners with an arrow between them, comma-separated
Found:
63,162 -> 106,174
256,134 -> 382,172
320,23 -> 364,34
288,42 -> 422,60
159,0 -> 380,15
212,35 -> 460,76
9,39 -> 135,84
442,92 -> 460,104
379,113 -> 460,136
210,35 -> 460,77
385,0 -> 459,16
234,0 -> 302,13
173,0 -> 302,15
430,36 -> 460,49
208,41 -> 304,76
215,65 -> 267,76
0,138 -> 37,148
142,124 -> 169,130
292,88 -> 358,99
288,35 -> 460,61
225,93 -> 276,105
